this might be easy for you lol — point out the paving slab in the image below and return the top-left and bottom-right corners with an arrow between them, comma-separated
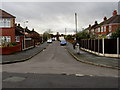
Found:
1,42 -> 48,64
66,42 -> 120,69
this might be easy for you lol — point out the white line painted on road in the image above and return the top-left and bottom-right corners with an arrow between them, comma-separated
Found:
75,74 -> 84,77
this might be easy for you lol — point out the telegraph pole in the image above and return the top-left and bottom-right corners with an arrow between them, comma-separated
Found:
65,28 -> 67,39
75,13 -> 78,35
65,28 -> 67,36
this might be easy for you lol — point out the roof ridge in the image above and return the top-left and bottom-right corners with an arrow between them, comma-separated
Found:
0,9 -> 16,18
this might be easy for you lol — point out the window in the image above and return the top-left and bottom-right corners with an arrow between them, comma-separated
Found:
104,26 -> 106,32
15,36 -> 20,42
109,25 -> 112,32
98,28 -> 100,32
0,36 -> 11,42
6,36 -> 11,42
0,36 -> 2,45
101,26 -> 104,32
0,18 -> 11,28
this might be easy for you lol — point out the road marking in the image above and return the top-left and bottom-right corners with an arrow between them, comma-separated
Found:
75,74 -> 84,77
3,76 -> 26,82
61,73 -> 95,77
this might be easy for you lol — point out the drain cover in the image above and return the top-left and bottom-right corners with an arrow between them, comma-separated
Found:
3,76 -> 25,82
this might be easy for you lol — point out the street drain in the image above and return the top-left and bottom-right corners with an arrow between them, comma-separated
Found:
3,76 -> 26,82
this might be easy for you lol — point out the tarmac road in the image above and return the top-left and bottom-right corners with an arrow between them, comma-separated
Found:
2,41 -> 119,88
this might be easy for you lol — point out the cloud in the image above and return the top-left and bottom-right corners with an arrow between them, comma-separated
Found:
1,2 -> 118,34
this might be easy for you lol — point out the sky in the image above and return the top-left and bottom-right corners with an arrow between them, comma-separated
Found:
1,2 -> 119,35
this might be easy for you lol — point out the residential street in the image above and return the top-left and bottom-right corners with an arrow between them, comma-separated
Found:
2,41 -> 119,88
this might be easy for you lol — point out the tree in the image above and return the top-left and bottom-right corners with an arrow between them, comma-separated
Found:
66,35 -> 74,40
43,31 -> 50,42
111,27 -> 120,39
76,30 -> 90,39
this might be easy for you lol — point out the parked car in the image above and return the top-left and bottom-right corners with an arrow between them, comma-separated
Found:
60,40 -> 67,46
47,39 -> 52,43
52,38 -> 55,41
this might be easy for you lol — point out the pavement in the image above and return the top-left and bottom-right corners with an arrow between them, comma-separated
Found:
1,41 -> 120,70
1,42 -> 48,64
3,41 -> 118,77
66,42 -> 120,70
2,41 -> 119,88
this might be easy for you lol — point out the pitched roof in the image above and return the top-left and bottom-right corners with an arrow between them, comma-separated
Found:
94,15 -> 120,29
15,25 -> 24,36
104,15 -> 120,24
15,29 -> 24,36
0,9 -> 16,18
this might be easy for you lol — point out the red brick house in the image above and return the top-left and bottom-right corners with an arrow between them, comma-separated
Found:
85,10 -> 120,38
0,9 -> 16,45
95,10 -> 120,38
15,24 -> 24,44
0,9 -> 22,54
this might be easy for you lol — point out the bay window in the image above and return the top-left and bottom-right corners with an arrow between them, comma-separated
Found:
0,36 -> 11,43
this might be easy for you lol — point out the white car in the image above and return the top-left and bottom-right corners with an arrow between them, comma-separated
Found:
47,39 -> 52,43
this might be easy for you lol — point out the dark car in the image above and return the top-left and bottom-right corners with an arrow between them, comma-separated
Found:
60,40 -> 67,46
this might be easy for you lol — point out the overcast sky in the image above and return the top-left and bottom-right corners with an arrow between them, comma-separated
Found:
1,2 -> 119,34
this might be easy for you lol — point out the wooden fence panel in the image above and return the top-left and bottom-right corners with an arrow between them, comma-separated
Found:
119,38 -> 120,54
80,38 -> 119,54
95,39 -> 98,52
104,39 -> 117,54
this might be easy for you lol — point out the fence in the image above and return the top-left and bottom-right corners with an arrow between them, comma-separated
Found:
22,40 -> 35,50
80,38 -> 120,58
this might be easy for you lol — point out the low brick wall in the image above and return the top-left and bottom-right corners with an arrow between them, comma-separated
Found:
0,44 -> 22,55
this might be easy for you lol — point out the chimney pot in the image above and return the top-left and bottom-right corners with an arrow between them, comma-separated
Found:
113,10 -> 117,16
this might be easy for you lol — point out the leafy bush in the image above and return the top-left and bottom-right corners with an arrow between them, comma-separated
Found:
0,42 -> 17,47
111,27 -> 120,39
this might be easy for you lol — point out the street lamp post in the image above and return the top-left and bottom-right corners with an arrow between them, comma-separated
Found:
24,21 -> 28,50
75,13 -> 78,35
75,13 -> 80,54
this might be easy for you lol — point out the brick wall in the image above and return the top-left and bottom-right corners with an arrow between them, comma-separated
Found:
0,44 -> 22,55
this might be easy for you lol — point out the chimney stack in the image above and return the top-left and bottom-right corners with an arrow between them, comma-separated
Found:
89,24 -> 91,28
95,21 -> 98,25
103,17 -> 107,21
113,10 -> 117,16
32,28 -> 34,31
15,23 -> 17,26
18,24 -> 20,27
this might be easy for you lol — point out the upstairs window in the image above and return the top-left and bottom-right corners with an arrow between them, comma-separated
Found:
0,18 -> 11,28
